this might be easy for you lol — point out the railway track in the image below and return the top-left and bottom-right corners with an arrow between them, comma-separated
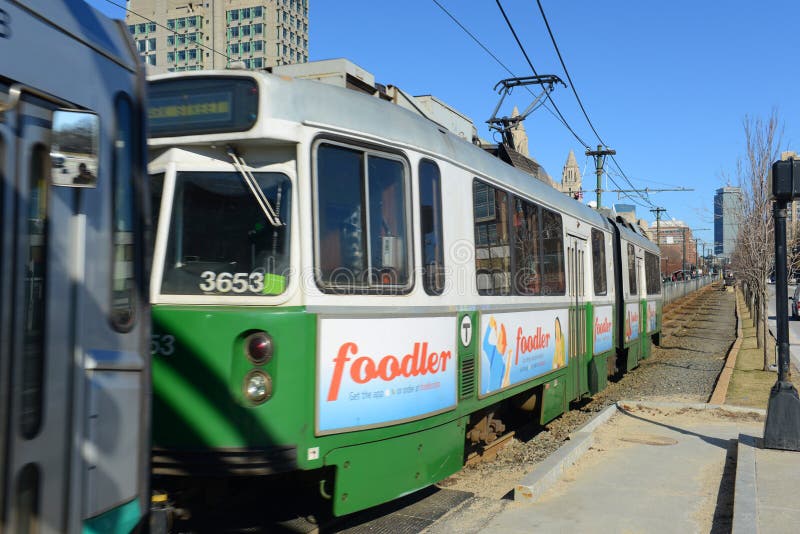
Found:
463,283 -> 725,469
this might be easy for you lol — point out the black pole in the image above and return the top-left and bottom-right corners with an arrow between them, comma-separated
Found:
764,198 -> 800,450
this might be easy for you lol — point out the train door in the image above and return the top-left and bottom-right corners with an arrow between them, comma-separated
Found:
1,91 -> 82,533
567,235 -> 587,399
637,252 -> 648,359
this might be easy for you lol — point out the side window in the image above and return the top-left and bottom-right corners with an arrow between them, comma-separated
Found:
512,196 -> 539,295
591,228 -> 607,296
541,208 -> 565,295
419,160 -> 444,295
111,95 -> 138,330
627,243 -> 638,296
22,145 -> 49,439
473,180 -> 510,295
645,251 -> 661,295
316,142 -> 410,292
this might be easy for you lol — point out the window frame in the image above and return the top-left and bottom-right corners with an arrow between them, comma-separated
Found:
312,137 -> 414,295
645,250 -> 662,295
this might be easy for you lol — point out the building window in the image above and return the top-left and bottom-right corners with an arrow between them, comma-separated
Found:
188,49 -> 197,60
176,18 -> 186,29
136,40 -> 146,53
177,50 -> 186,61
241,7 -> 251,19
242,25 -> 251,37
227,9 -> 239,22
253,23 -> 263,35
137,23 -> 146,33
253,40 -> 263,52
148,22 -> 156,32
253,57 -> 263,68
229,27 -> 239,38
167,35 -> 175,46
167,19 -> 175,30
147,38 -> 156,51
128,25 -> 135,35
241,42 -> 251,54
254,6 -> 263,17
229,43 -> 240,55
148,55 -> 157,66
167,52 -> 175,63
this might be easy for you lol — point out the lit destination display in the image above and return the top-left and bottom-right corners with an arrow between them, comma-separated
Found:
148,76 -> 259,137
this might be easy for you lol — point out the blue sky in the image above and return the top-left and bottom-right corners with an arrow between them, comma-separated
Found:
87,0 -> 800,246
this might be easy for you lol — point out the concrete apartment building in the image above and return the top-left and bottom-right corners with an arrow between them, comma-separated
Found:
713,185 -> 743,261
126,0 -> 309,73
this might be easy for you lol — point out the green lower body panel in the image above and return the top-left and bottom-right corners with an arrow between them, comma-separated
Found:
324,419 -> 466,516
588,353 -> 608,394
82,498 -> 141,534
626,343 -> 640,372
540,375 -> 566,424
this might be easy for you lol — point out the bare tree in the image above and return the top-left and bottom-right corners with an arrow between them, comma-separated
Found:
730,110 -> 783,370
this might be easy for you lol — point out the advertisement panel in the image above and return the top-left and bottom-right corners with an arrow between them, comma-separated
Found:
593,305 -> 614,354
647,300 -> 658,333
624,302 -> 641,343
317,316 -> 457,434
479,309 -> 568,396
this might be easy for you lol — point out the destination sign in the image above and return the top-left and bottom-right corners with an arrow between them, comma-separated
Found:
148,76 -> 259,137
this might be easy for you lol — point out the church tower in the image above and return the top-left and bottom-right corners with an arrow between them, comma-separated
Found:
560,149 -> 582,199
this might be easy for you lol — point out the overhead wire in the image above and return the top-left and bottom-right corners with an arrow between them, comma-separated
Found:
533,0 -> 655,208
494,0 -> 590,149
430,0 -> 580,139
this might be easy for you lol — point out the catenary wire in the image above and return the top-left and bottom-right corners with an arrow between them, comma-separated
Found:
494,0 -> 590,149
430,0 -> 579,139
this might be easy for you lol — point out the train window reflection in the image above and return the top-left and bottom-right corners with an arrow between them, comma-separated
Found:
645,251 -> 661,295
540,208 -> 565,296
315,143 -> 410,292
512,197 -> 540,295
21,144 -> 48,439
592,228 -> 607,296
474,181 -> 510,295
627,243 -> 638,295
419,160 -> 445,295
111,95 -> 137,330
161,171 -> 291,296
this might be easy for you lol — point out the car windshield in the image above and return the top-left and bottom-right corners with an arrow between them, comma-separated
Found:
157,171 -> 291,296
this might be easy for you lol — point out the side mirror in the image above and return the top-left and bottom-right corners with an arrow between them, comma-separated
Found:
50,110 -> 99,188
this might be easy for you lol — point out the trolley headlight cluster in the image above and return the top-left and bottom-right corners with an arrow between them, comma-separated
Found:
242,331 -> 275,405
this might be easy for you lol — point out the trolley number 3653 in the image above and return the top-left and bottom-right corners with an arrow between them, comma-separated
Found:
199,271 -> 265,293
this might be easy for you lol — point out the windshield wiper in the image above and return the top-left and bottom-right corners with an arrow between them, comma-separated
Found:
227,146 -> 284,227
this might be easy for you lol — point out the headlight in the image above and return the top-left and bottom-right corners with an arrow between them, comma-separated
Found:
244,331 -> 274,365
244,370 -> 273,404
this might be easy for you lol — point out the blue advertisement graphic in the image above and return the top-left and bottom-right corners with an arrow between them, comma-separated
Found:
479,309 -> 568,396
593,305 -> 613,354
625,302 -> 640,343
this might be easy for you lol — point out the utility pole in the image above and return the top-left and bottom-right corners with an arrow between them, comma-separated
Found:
650,207 -> 666,247
586,145 -> 615,208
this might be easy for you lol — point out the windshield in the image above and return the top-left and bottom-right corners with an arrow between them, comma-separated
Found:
158,171 -> 291,296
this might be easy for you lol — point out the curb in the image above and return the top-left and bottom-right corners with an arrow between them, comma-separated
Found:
732,434 -> 759,534
709,288 -> 744,404
512,400 -> 766,504
513,403 -> 617,502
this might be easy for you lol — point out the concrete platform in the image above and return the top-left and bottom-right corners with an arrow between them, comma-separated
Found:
432,401 -> 800,534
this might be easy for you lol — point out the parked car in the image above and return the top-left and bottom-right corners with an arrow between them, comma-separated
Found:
793,285 -> 800,319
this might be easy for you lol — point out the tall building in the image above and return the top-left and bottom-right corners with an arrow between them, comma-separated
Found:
713,186 -> 743,260
125,0 -> 309,74
558,149 -> 582,200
